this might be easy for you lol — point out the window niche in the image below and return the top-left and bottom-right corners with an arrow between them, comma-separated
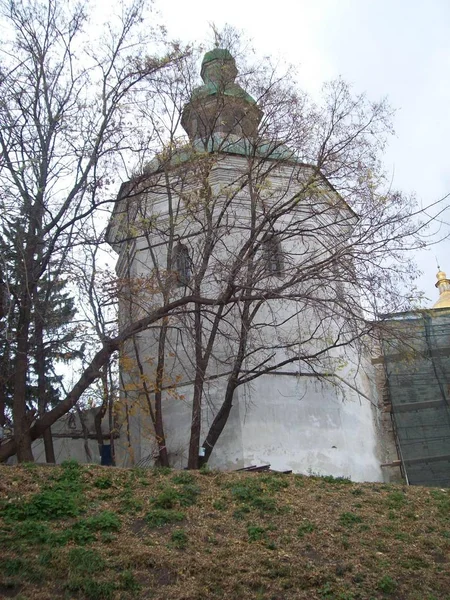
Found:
263,235 -> 284,277
173,243 -> 191,286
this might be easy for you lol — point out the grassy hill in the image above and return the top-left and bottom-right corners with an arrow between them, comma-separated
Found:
0,462 -> 449,600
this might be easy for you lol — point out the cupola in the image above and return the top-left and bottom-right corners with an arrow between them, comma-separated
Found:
181,48 -> 263,143
433,268 -> 450,309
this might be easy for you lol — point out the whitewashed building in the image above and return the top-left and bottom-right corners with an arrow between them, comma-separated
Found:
106,48 -> 387,481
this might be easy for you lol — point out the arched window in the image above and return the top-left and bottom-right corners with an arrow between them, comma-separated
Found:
264,235 -> 283,276
173,244 -> 191,286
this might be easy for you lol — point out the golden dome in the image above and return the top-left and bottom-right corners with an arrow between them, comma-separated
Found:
433,268 -> 450,309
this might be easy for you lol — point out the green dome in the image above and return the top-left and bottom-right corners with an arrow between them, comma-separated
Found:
201,48 -> 234,66
181,47 -> 262,142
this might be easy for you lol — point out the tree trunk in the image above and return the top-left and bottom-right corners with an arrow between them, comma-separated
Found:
132,331 -> 169,467
154,321 -> 170,467
188,303 -> 204,469
199,299 -> 252,466
13,301 -> 34,462
199,378 -> 237,466
35,305 -> 55,463
95,366 -> 110,463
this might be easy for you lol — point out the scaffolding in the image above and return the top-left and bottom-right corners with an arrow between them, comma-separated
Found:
382,309 -> 450,487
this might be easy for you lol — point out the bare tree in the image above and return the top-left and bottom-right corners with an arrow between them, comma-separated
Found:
0,0 -> 182,461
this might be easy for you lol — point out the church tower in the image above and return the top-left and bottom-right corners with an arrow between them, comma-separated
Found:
107,49 -> 384,481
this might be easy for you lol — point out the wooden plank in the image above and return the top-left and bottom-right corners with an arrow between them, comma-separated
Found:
380,460 -> 402,468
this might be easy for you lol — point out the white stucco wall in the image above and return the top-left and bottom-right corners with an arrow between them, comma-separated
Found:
110,153 -> 385,481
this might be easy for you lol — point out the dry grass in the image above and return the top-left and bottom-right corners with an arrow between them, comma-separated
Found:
0,462 -> 449,600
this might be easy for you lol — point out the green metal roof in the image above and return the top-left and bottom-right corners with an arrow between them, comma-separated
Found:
202,48 -> 234,65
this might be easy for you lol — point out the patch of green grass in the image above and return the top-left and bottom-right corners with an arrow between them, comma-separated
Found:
22,461 -> 38,470
170,529 -> 188,549
178,483 -> 201,506
212,499 -> 227,511
151,487 -> 180,509
247,525 -> 266,542
250,494 -> 277,512
341,535 -> 350,549
68,548 -> 105,574
228,478 -> 278,514
378,575 -> 397,594
2,557 -> 25,576
319,582 -> 334,598
233,506 -> 251,520
297,520 -> 316,537
151,483 -> 200,509
100,531 -> 115,544
119,569 -> 141,592
3,487 -> 81,521
13,520 -> 53,544
3,462 -> 84,524
145,509 -> 185,528
152,466 -> 172,476
339,512 -> 363,527
260,474 -> 290,492
199,464 -> 213,475
400,555 -> 429,570
66,577 -> 116,600
94,475 -> 113,489
171,471 -> 195,485
319,583 -> 356,599
320,475 -> 352,485
386,490 -> 407,509
83,510 -> 121,531
119,488 -> 143,514
0,557 -> 44,583
67,511 -> 121,544
430,490 -> 450,519
38,549 -> 54,566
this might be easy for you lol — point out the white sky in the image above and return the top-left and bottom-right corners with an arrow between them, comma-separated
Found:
155,0 -> 450,307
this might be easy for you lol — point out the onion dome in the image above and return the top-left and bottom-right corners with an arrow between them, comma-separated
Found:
181,48 -> 263,143
433,269 -> 450,309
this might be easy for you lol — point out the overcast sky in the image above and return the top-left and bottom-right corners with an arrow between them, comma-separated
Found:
155,0 -> 450,307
